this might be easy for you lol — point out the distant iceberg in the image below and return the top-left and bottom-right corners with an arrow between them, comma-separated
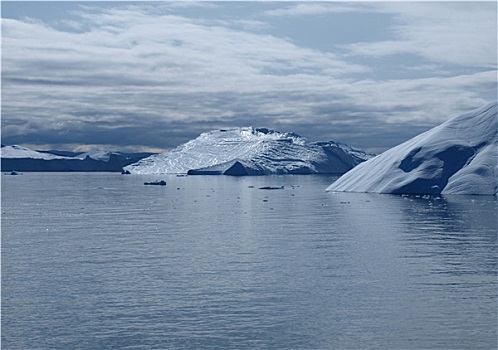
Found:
1,145 -> 153,172
1,145 -> 71,160
327,101 -> 497,195
125,127 -> 373,175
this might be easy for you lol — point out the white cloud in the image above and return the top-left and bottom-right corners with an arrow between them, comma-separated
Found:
345,2 -> 497,68
264,3 -> 369,17
1,3 -> 496,152
1,6 -> 369,97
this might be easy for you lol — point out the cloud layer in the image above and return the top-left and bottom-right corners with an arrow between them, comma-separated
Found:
2,2 -> 496,153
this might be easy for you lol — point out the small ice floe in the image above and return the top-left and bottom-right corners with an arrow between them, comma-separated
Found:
259,185 -> 284,190
144,180 -> 166,186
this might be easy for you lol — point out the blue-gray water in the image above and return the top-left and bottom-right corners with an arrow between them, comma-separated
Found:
2,173 -> 497,349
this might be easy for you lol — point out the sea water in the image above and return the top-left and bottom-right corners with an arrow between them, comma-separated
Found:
1,173 -> 497,349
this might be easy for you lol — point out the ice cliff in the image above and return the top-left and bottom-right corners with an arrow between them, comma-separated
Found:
125,127 -> 373,175
327,101 -> 497,195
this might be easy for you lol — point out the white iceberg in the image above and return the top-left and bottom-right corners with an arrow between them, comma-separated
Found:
125,127 -> 373,175
327,101 -> 497,195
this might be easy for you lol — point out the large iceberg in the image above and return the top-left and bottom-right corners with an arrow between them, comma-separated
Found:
125,127 -> 373,175
327,101 -> 497,195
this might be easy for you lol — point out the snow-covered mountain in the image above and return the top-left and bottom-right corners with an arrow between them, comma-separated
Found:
125,127 -> 373,175
327,101 -> 497,195
1,145 -> 153,172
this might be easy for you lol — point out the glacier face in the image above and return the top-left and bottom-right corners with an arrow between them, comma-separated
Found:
327,101 -> 498,195
125,127 -> 373,175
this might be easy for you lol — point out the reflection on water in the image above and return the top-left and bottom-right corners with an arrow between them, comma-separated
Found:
2,173 -> 496,349
399,195 -> 497,274
324,191 -> 497,349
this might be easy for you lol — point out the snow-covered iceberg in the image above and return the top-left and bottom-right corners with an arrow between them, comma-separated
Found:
1,145 -> 71,160
125,127 -> 373,175
327,101 -> 497,195
1,145 -> 152,172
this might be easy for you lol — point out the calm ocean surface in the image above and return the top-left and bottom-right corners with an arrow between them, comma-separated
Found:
2,173 -> 497,349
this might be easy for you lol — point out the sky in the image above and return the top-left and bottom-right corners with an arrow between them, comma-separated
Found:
1,1 -> 497,154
